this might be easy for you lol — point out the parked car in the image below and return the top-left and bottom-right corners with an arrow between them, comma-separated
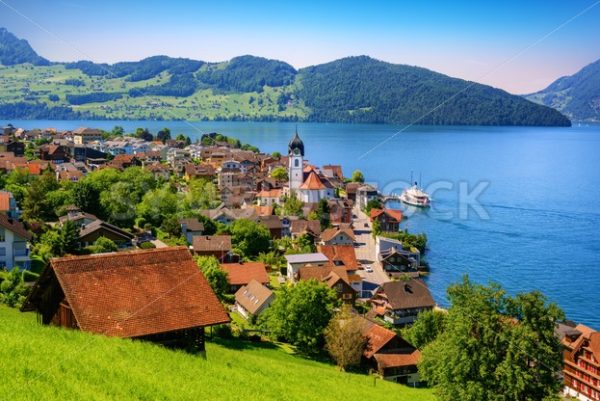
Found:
364,264 -> 373,273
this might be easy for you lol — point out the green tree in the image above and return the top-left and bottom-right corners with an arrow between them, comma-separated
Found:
157,127 -> 171,143
261,280 -> 339,352
270,166 -> 288,181
89,236 -> 118,254
419,277 -> 564,401
73,180 -> 101,216
282,193 -> 303,217
60,220 -> 80,255
316,199 -> 330,230
111,126 -> 124,136
351,170 -> 364,183
324,305 -> 367,371
184,179 -> 219,210
196,256 -> 229,301
272,151 -> 281,159
401,309 -> 447,350
364,198 -> 382,214
229,219 -> 271,258
22,170 -> 60,223
136,185 -> 179,227
135,127 -> 153,141
0,268 -> 29,308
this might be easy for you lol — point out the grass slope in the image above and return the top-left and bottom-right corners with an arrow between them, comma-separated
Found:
0,306 -> 435,401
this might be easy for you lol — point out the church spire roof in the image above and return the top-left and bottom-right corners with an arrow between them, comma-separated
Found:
288,129 -> 304,156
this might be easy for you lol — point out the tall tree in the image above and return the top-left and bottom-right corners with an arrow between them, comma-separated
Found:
22,170 -> 60,223
157,127 -> 171,143
324,305 -> 367,370
196,256 -> 228,301
351,170 -> 364,183
228,218 -> 271,258
419,277 -> 564,401
261,280 -> 339,351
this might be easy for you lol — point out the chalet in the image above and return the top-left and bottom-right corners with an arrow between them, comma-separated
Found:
234,279 -> 274,320
21,247 -> 229,350
256,215 -> 283,238
379,246 -> 420,278
0,214 -> 31,270
39,144 -> 69,163
370,208 -> 403,232
192,235 -> 232,262
144,163 -> 170,180
298,265 -> 356,303
370,279 -> 435,326
73,127 -> 103,145
220,261 -> 269,292
70,145 -> 108,163
78,220 -> 134,248
179,218 -> 204,244
285,253 -> 329,281
0,138 -> 25,156
363,322 -> 421,385
108,154 -> 142,170
561,323 -> 600,401
328,198 -> 353,225
320,226 -> 355,246
0,190 -> 20,219
290,219 -> 321,240
257,188 -> 282,206
184,163 -> 216,181
357,184 -> 379,210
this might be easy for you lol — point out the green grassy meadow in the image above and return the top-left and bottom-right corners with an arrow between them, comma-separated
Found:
0,306 -> 435,401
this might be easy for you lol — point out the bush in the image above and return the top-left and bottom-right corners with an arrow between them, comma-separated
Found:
139,241 -> 156,249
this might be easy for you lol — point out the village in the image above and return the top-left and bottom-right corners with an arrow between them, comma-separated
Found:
0,124 -> 598,398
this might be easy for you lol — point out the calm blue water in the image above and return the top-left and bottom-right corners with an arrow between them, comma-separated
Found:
5,119 -> 600,329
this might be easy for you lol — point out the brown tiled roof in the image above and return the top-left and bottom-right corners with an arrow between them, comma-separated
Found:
364,324 -> 397,358
297,266 -> 350,287
220,262 -> 269,286
370,208 -> 403,223
317,244 -> 360,270
192,235 -> 232,252
374,350 -> 421,368
290,219 -> 321,236
235,279 -> 274,315
179,218 -> 204,232
0,213 -> 31,240
320,227 -> 355,242
299,171 -> 326,190
79,220 -> 134,240
48,247 -> 229,337
379,280 -> 435,310
258,189 -> 282,198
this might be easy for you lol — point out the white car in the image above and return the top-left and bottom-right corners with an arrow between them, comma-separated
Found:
364,265 -> 373,273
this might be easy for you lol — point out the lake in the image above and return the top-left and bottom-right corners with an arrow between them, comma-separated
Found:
5,119 -> 600,329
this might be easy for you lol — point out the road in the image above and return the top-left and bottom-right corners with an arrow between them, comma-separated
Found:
352,206 -> 390,288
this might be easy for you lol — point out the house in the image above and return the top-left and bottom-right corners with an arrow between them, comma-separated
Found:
21,247 -> 229,350
0,190 -> 20,219
255,215 -> 283,238
345,182 -> 360,203
179,218 -> 204,244
379,246 -> 420,278
363,322 -> 421,385
73,127 -> 103,145
284,252 -> 330,281
144,163 -> 170,180
0,214 -> 31,270
357,184 -> 379,210
561,323 -> 600,401
290,219 -> 321,239
376,236 -> 421,267
370,208 -> 403,232
328,198 -> 353,225
298,265 -> 356,303
220,261 -> 269,292
39,144 -> 69,163
59,209 -> 98,228
257,188 -> 282,206
235,279 -> 274,320
200,205 -> 257,225
320,226 -> 355,246
78,220 -> 134,248
192,235 -> 232,262
370,279 -> 435,326
184,163 -> 216,181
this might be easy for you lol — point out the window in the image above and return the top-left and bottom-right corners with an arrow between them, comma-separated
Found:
0,228 -> 4,242
0,247 -> 6,257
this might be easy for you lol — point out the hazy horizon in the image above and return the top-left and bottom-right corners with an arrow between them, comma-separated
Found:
1,0 -> 600,94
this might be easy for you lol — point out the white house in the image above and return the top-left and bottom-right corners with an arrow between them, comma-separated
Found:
284,253 -> 330,282
0,215 -> 31,270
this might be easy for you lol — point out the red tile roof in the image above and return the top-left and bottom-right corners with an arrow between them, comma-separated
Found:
373,350 -> 421,368
299,171 -> 326,190
370,208 -> 403,223
220,262 -> 269,286
192,235 -> 232,252
320,227 -> 355,242
364,324 -> 397,358
48,247 -> 229,337
317,244 -> 360,270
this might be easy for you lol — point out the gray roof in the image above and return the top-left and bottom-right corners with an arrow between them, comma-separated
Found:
285,253 -> 329,264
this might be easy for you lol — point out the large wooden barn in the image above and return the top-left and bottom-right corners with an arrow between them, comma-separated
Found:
21,246 -> 229,351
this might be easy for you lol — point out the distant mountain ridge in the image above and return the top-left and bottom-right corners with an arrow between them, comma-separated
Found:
526,58 -> 600,122
0,27 -> 570,126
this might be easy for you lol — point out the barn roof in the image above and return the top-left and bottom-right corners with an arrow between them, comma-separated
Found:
25,247 -> 229,338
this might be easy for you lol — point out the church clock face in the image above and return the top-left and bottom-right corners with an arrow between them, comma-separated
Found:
293,148 -> 300,155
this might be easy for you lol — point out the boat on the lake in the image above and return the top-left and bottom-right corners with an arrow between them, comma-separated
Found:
400,182 -> 431,208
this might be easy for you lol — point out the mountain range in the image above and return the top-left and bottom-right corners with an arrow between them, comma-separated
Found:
0,27 -> 570,126
526,58 -> 600,122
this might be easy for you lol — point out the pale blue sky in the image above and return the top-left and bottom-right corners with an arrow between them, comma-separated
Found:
1,0 -> 599,93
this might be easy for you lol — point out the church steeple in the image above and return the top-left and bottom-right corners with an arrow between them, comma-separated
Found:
288,128 -> 304,190
288,128 -> 304,157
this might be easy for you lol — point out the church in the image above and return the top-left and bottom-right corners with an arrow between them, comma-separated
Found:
287,131 -> 334,203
